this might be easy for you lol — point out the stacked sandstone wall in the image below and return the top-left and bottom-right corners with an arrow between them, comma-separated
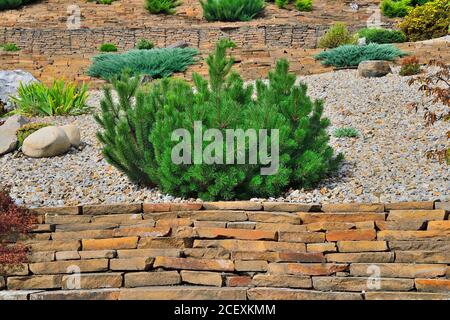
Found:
0,201 -> 449,300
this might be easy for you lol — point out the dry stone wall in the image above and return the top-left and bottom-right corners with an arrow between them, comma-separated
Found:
0,201 -> 449,300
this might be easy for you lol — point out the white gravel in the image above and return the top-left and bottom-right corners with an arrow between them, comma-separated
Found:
1,68 -> 449,206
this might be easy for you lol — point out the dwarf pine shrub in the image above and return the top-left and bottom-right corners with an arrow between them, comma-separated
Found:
95,40 -> 342,200
87,47 -> 198,81
315,43 -> 406,68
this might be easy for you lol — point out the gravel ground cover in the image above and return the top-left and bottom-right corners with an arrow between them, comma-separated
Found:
1,68 -> 448,206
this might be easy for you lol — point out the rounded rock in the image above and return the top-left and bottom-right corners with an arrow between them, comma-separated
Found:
22,126 -> 71,158
61,124 -> 81,147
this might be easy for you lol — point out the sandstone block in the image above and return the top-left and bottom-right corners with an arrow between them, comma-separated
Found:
375,220 -> 425,231
365,291 -> 450,300
29,259 -> 108,275
203,201 -> 262,211
378,230 -> 450,241
326,252 -> 394,263
394,251 -> 450,264
247,288 -> 361,300
178,210 -> 247,222
90,213 -> 143,224
119,286 -> 246,300
387,210 -> 446,221
267,263 -> 347,275
193,221 -> 226,228
156,218 -> 193,228
153,256 -> 234,272
193,239 -> 306,252
82,237 -> 138,251
226,276 -> 252,287
7,275 -> 62,290
28,240 -> 81,252
182,248 -> 230,259
415,278 -> 450,293
326,229 -> 376,241
307,243 -> 337,253
114,226 -> 170,238
427,221 -> 450,230
124,271 -> 181,287
52,229 -> 114,240
263,202 -> 316,212
247,212 -> 301,224
349,263 -> 447,278
388,240 -> 450,251
312,276 -> 414,292
55,251 -> 80,260
110,257 -> 154,271
279,231 -> 325,243
299,212 -> 385,224
252,274 -> 311,289
385,201 -> 434,211
82,203 -> 142,215
62,273 -> 123,289
138,237 -> 193,249
194,227 -> 276,240
226,222 -> 256,229
337,241 -> 388,252
235,260 -> 268,272
30,288 -> 119,300
321,203 -> 384,212
117,248 -> 181,259
255,222 -> 307,232
79,250 -> 116,260
181,270 -> 223,287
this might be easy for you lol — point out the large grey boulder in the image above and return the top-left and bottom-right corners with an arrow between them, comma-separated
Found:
358,60 -> 392,78
0,115 -> 29,156
22,126 -> 71,158
0,70 -> 38,111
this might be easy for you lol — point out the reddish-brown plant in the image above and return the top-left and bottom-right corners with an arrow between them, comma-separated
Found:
407,60 -> 449,164
0,185 -> 36,266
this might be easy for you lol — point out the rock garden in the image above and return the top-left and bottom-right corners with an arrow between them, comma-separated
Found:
0,0 -> 448,207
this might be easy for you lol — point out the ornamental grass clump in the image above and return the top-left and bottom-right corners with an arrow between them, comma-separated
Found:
200,0 -> 265,22
95,40 -> 343,200
9,80 -> 90,116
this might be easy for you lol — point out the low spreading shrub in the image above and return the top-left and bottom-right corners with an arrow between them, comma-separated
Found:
0,185 -> 36,265
88,47 -> 198,81
399,0 -> 449,41
318,23 -> 356,49
0,0 -> 36,11
200,0 -> 265,22
380,0 -> 411,18
357,28 -> 406,44
9,80 -> 90,116
1,43 -> 20,51
95,39 -> 343,200
295,0 -> 312,11
399,56 -> 421,76
274,0 -> 289,8
333,127 -> 359,138
16,122 -> 51,147
99,43 -> 118,52
136,39 -> 154,50
145,0 -> 180,14
314,43 -> 407,68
